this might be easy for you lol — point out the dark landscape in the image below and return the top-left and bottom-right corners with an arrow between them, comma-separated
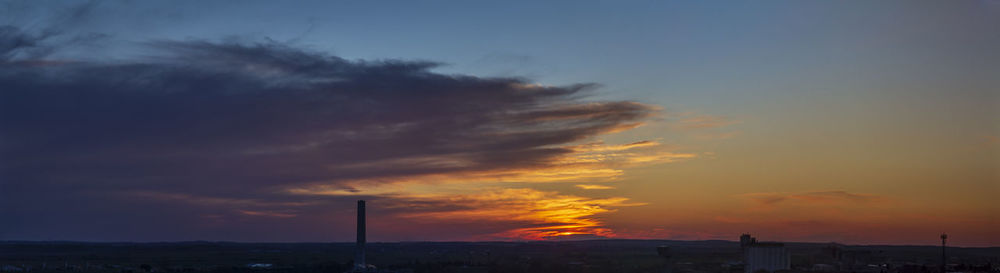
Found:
2,240 -> 998,273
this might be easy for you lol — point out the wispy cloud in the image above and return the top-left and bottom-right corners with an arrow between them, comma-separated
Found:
576,184 -> 615,190
673,113 -> 739,130
238,209 -> 298,218
660,112 -> 741,140
569,140 -> 659,152
287,139 -> 694,197
740,190 -> 885,206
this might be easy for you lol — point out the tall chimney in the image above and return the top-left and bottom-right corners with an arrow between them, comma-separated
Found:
355,200 -> 366,271
940,233 -> 947,273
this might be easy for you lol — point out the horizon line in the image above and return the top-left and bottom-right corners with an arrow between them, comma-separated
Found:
2,239 -> 996,249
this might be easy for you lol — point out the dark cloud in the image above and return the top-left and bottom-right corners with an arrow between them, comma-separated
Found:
0,25 -> 655,241
1,1 -> 109,61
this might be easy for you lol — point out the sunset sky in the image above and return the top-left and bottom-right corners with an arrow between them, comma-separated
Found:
1,1 -> 997,247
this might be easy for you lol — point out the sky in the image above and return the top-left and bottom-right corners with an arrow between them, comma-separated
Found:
0,0 -> 997,246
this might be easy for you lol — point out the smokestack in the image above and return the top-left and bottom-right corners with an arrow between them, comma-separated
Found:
941,233 -> 947,273
355,200 -> 366,271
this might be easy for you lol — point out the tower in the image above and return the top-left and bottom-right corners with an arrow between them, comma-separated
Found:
940,233 -> 947,273
355,200 -> 366,271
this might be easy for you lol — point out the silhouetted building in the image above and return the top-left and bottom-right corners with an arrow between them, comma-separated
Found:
741,234 -> 756,248
822,244 -> 842,260
355,200 -> 367,272
740,234 -> 789,273
657,246 -> 672,273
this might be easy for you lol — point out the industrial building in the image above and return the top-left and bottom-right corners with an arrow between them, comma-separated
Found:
741,234 -> 790,273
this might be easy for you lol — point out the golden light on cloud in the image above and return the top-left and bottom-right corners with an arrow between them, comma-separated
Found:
286,139 -> 689,239
569,140 -> 660,152
291,140 -> 695,195
576,184 -> 615,190
319,140 -> 693,187
392,188 -> 644,240
291,184 -> 644,240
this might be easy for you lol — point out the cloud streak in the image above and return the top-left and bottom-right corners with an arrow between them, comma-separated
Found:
576,184 -> 615,190
741,191 -> 885,206
673,113 -> 738,130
